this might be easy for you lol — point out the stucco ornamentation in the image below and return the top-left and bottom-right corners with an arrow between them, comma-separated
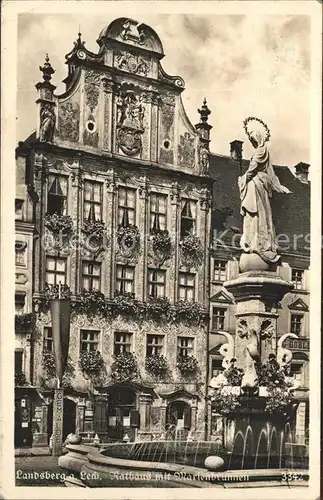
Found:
59,101 -> 80,142
115,51 -> 148,76
178,132 -> 195,168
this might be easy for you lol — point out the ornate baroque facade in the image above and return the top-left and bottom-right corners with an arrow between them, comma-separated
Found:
15,18 -> 213,446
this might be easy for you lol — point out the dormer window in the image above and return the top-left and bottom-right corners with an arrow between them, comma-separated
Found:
47,175 -> 67,215
180,199 -> 196,238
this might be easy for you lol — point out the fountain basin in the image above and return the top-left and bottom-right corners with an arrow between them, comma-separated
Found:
59,444 -> 309,488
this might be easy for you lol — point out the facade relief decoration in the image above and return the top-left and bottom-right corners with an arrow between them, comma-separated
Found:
115,51 -> 149,76
116,85 -> 145,157
120,19 -> 147,45
159,94 -> 175,165
59,101 -> 80,142
178,132 -> 195,168
198,144 -> 210,176
39,104 -> 56,143
83,71 -> 101,148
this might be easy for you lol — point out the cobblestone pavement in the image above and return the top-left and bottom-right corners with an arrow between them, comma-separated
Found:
15,456 -> 67,487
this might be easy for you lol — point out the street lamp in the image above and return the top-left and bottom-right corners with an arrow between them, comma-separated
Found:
49,282 -> 71,457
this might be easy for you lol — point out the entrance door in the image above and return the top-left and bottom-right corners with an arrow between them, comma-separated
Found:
166,401 -> 191,440
107,388 -> 137,442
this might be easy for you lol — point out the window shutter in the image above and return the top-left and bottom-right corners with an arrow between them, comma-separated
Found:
130,409 -> 140,428
94,399 -> 107,433
183,406 -> 191,429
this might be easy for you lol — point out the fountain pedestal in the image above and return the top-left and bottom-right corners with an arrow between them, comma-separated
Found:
224,271 -> 293,369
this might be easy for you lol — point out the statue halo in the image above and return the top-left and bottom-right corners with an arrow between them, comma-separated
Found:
243,116 -> 271,143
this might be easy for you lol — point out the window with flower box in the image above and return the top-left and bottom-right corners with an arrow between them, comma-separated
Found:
46,256 -> 67,285
177,336 -> 194,357
47,175 -> 68,215
211,307 -> 226,331
290,313 -> 303,335
213,260 -> 227,282
80,330 -> 100,352
84,181 -> 102,222
148,269 -> 166,298
146,334 -> 164,356
150,193 -> 167,232
291,269 -> 305,290
118,187 -> 136,227
116,265 -> 135,295
44,327 -> 53,351
180,199 -> 196,238
114,332 -> 132,354
82,261 -> 101,291
178,272 -> 195,301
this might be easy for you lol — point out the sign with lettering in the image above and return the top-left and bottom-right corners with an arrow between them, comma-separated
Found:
52,388 -> 64,456
283,338 -> 310,350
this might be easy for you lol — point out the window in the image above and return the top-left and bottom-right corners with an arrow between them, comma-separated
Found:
116,265 -> 134,294
146,334 -> 164,356
177,336 -> 194,357
82,261 -> 101,291
118,187 -> 136,226
150,193 -> 167,232
80,330 -> 99,352
213,260 -> 227,282
15,350 -> 23,373
84,181 -> 102,221
15,292 -> 25,315
291,269 -> 304,290
114,332 -> 132,354
15,199 -> 24,220
47,175 -> 68,215
46,256 -> 67,285
180,199 -> 196,238
290,363 -> 303,385
211,357 -> 224,377
15,242 -> 27,267
148,269 -> 166,298
44,327 -> 53,351
212,308 -> 226,331
290,313 -> 303,335
178,272 -> 195,301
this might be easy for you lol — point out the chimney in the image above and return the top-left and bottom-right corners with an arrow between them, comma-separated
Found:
294,162 -> 310,183
230,140 -> 243,162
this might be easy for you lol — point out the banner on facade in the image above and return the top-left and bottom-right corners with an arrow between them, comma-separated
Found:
49,298 -> 71,385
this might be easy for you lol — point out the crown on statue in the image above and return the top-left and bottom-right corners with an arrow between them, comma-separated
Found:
243,116 -> 271,143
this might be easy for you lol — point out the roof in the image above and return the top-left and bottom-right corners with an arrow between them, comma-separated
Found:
209,153 -> 310,256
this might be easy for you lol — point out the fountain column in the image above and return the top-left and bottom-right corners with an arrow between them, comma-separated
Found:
224,271 -> 293,368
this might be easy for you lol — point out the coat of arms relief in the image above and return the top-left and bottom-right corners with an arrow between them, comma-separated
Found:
116,85 -> 146,156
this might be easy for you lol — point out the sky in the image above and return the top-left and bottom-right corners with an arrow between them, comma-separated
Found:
17,13 -> 311,167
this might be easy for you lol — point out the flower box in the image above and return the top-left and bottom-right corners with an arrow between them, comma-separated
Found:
221,386 -> 241,396
45,213 -> 73,234
259,386 -> 269,397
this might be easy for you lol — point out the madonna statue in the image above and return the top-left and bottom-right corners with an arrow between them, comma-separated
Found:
239,118 -> 291,271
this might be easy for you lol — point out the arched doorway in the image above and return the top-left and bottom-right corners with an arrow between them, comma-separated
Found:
166,401 -> 191,440
47,397 -> 77,444
107,387 -> 138,442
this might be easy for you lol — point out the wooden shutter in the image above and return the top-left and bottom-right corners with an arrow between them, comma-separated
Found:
183,406 -> 191,429
130,409 -> 140,428
94,399 -> 107,433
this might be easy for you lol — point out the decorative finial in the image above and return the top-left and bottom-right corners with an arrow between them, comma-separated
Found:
198,97 -> 211,123
39,53 -> 55,82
